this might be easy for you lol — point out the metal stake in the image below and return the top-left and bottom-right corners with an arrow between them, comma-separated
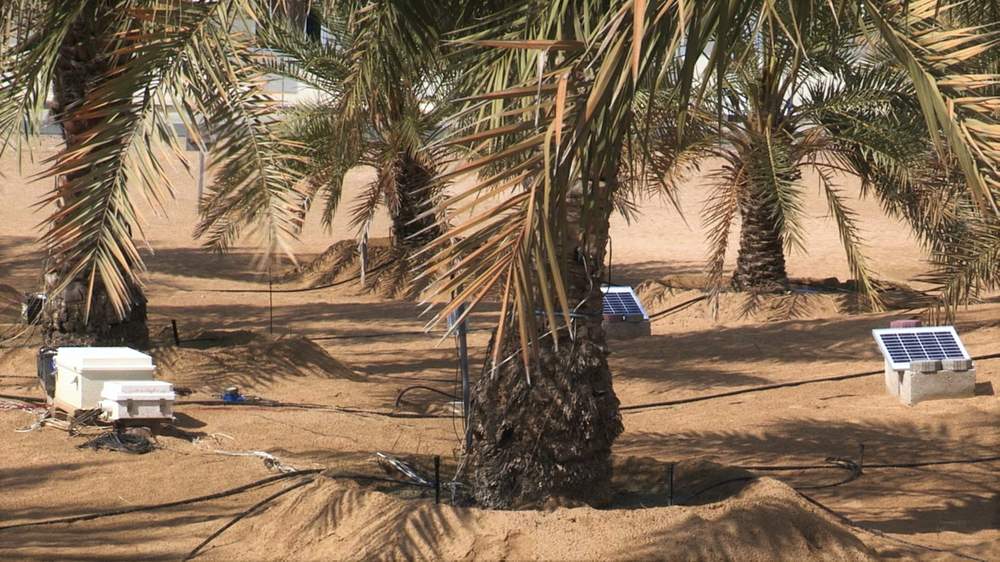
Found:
434,455 -> 441,504
449,304 -> 471,453
171,319 -> 181,347
667,462 -> 675,506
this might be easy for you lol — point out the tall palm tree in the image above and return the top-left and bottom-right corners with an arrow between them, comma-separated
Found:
0,1 -> 306,346
422,0 -> 999,508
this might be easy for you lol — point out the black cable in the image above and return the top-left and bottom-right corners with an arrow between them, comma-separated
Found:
620,351 -> 1000,413
0,470 -> 321,532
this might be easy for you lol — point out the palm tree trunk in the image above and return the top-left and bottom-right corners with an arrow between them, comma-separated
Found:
466,173 -> 623,509
43,0 -> 148,348
733,188 -> 789,290
389,151 -> 439,248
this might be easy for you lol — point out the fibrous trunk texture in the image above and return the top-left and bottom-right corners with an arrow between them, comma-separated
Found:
733,188 -> 788,291
467,179 -> 623,509
43,0 -> 148,348
389,151 -> 439,249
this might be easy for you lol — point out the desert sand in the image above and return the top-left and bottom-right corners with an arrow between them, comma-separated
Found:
0,138 -> 997,560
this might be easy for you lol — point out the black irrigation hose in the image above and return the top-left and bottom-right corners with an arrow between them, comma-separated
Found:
309,327 -> 491,342
795,490 -> 989,562
177,262 -> 389,294
0,393 -> 44,404
174,399 -> 452,419
648,295 -> 709,322
394,385 -> 459,409
620,351 -> 1000,413
678,474 -> 988,562
0,470 -> 321,532
184,476 -> 317,561
740,455 -> 1000,471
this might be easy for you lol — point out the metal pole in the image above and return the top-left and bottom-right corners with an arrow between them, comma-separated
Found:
196,150 -> 205,203
434,455 -> 441,504
268,264 -> 274,335
449,303 -> 472,453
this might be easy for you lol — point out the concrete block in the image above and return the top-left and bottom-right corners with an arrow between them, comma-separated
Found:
603,319 -> 651,340
942,358 -> 973,371
890,319 -> 922,328
910,360 -> 941,373
884,358 -> 901,396
900,368 -> 976,406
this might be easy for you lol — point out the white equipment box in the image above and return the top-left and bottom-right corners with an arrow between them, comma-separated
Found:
100,380 -> 175,421
54,347 -> 156,411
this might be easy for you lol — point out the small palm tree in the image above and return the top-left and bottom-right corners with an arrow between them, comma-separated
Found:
0,1 -> 307,346
691,12 -> 919,307
196,2 -> 458,293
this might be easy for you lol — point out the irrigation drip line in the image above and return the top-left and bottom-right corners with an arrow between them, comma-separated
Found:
739,455 -> 1000,471
620,351 -> 1000,413
0,470 -> 320,532
795,490 -> 988,562
177,262 -> 388,294
174,398 -> 452,419
184,476 -> 316,561
0,468 -> 428,535
648,295 -> 709,322
394,385 -> 459,409
678,473 -> 987,562
0,393 -> 44,404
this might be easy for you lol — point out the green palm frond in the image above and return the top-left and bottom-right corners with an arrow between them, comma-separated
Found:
28,0 -> 301,318
0,0 -> 88,161
863,0 -> 1000,214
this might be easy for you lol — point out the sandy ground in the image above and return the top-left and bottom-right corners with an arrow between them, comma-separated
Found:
0,138 -> 997,561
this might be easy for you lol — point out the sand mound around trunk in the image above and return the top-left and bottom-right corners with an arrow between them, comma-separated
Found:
211,461 -> 875,561
151,330 -> 363,396
635,276 -> 929,327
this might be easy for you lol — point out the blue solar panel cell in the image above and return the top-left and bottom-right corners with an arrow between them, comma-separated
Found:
601,286 -> 647,319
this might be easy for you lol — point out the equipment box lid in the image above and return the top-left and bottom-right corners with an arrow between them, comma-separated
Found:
101,380 -> 175,401
56,347 -> 154,372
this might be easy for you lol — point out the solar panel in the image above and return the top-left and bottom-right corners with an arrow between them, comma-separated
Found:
872,326 -> 970,370
601,285 -> 649,321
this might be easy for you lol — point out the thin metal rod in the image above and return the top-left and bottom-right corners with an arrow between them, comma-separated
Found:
268,264 -> 274,335
451,303 -> 471,453
170,319 -> 180,347
434,456 -> 441,504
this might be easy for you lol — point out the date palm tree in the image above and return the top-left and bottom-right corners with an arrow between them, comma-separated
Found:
422,0 -> 999,508
0,0 -> 307,346
195,2 -> 457,293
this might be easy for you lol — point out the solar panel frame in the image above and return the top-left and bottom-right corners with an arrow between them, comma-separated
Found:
872,326 -> 970,370
601,285 -> 649,321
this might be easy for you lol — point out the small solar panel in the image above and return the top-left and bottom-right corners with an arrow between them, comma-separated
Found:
601,285 -> 649,321
872,326 -> 970,370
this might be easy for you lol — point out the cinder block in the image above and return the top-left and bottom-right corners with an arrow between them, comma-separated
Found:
900,368 -> 976,406
910,360 -> 941,373
890,319 -> 922,328
884,358 -> 902,396
942,358 -> 973,371
603,320 -> 651,340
